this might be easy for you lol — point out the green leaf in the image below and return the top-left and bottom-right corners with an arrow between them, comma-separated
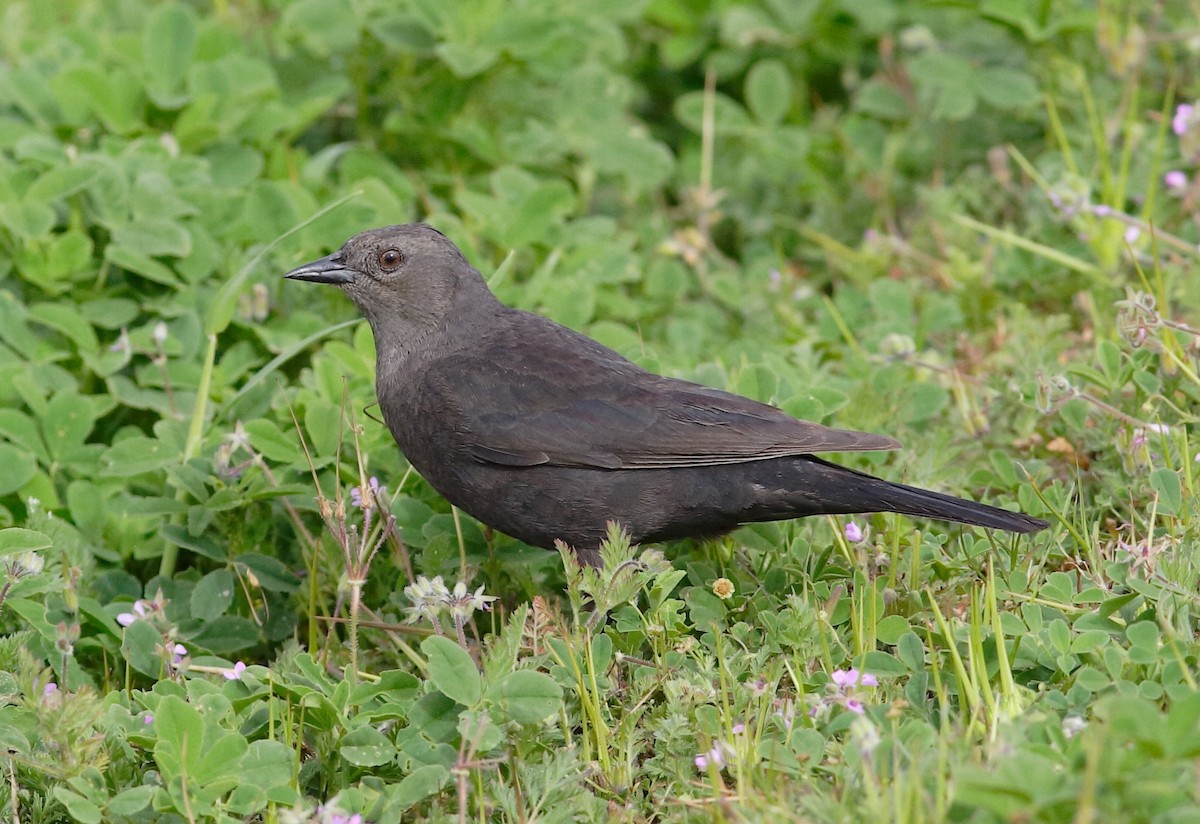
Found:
282,0 -> 360,56
112,219 -> 192,258
584,131 -> 674,191
0,444 -> 37,495
67,480 -> 106,539
422,635 -> 481,707
855,78 -> 909,120
745,59 -> 791,125
4,597 -> 53,642
192,730 -> 249,785
875,614 -> 911,645
897,382 -> 949,424
0,672 -> 19,702
165,522 -> 221,559
191,568 -> 235,622
1149,468 -> 1182,515
231,740 -> 296,809
79,296 -> 137,328
71,64 -> 144,134
26,164 -> 101,202
15,230 -> 96,294
340,725 -> 397,767
537,278 -> 595,330
105,244 -> 180,286
506,181 -> 575,247
188,615 -> 260,653
243,418 -> 304,464
122,618 -> 165,678
51,788 -> 102,824
907,53 -> 979,121
122,496 -> 189,517
647,569 -> 687,613
1070,630 -> 1111,653
392,764 -> 449,806
859,651 -> 906,678
153,695 -> 206,779
974,67 -> 1039,110
0,527 -> 52,556
930,80 -> 976,121
436,42 -> 499,77
205,142 -> 265,188
0,200 -> 55,238
28,302 -> 99,353
489,670 -> 563,724
143,3 -> 197,104
239,554 -> 301,593
43,391 -> 97,457
1073,666 -> 1110,692
106,785 -> 156,816
674,90 -> 753,134
896,632 -> 925,671
0,411 -> 43,464
1126,621 -> 1159,650
303,399 -> 342,457
100,436 -> 178,477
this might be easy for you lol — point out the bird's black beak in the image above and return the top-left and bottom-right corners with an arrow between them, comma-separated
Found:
284,253 -> 354,285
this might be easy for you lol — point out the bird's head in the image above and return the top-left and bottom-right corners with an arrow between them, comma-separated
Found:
284,224 -> 493,333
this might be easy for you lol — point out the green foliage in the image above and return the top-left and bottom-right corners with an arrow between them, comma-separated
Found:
1,0 -> 1199,820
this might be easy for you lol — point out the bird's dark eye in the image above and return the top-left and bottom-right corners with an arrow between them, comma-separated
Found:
379,249 -> 403,270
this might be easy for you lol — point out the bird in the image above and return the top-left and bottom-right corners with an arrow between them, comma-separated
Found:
285,224 -> 1048,560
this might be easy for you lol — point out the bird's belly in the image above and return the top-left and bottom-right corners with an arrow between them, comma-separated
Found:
424,460 -> 795,550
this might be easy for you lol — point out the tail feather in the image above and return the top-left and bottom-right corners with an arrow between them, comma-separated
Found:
805,457 -> 1048,534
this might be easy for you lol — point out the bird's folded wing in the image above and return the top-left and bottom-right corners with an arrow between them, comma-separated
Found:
435,342 -> 899,470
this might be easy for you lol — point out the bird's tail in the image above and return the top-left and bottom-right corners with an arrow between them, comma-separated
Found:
804,457 -> 1048,534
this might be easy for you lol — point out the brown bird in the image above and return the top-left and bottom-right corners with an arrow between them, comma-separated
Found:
286,224 -> 1048,560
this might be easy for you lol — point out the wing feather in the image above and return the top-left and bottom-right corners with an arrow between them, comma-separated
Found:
431,314 -> 900,470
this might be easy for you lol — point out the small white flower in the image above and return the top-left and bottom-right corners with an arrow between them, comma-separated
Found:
1062,715 -> 1086,739
13,551 -> 44,577
850,715 -> 882,758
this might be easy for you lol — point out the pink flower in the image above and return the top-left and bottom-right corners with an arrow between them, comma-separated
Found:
694,742 -> 726,771
172,644 -> 188,665
831,668 -> 858,689
829,668 -> 878,715
117,600 -> 148,627
1165,170 -> 1188,190
315,806 -> 365,824
1124,226 -> 1141,244
1173,103 -> 1195,136
775,706 -> 795,729
223,661 -> 247,680
350,477 -> 386,508
831,668 -> 878,690
844,521 -> 863,543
